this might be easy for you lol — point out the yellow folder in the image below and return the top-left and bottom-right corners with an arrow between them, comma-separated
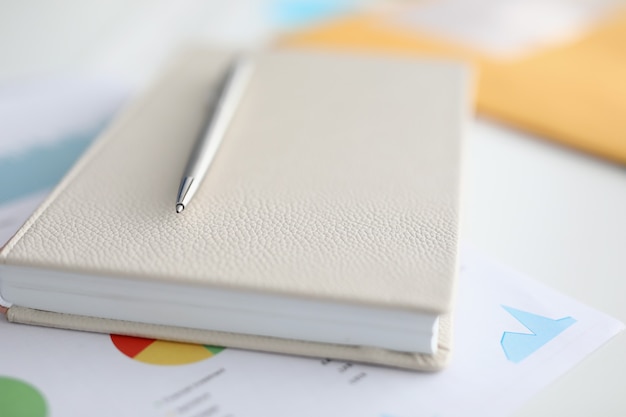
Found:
280,10 -> 626,164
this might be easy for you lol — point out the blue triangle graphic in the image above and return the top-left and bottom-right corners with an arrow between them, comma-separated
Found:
500,306 -> 576,363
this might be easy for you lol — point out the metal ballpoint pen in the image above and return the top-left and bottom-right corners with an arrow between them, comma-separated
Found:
176,57 -> 254,213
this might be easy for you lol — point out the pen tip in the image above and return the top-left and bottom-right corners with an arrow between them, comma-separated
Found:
176,204 -> 184,214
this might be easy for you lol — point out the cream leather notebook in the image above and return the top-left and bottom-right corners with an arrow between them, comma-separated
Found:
0,48 -> 470,371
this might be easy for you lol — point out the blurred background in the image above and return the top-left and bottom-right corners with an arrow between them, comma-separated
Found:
1,0 -> 625,82
2,0 -> 626,160
1,1 -> 626,415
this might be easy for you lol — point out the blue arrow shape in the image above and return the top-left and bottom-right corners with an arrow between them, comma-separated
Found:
501,306 -> 576,363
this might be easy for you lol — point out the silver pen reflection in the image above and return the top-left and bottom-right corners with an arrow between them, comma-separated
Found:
176,56 -> 254,213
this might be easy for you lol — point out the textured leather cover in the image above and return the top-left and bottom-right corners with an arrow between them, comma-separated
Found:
0,47 -> 469,370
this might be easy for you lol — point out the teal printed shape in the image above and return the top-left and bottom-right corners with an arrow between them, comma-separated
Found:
270,0 -> 354,27
0,126 -> 103,204
501,306 -> 576,363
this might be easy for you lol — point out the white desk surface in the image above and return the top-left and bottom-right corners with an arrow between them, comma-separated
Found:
1,1 -> 625,416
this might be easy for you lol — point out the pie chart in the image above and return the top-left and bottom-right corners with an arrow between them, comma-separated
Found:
0,376 -> 47,417
111,335 -> 224,365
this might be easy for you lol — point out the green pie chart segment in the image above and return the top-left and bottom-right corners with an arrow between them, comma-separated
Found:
0,376 -> 48,417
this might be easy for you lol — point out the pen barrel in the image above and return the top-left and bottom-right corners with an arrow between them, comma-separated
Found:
177,57 -> 254,208
187,57 -> 254,181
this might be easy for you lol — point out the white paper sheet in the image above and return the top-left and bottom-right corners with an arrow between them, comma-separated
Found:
0,77 -> 128,247
388,0 -> 623,58
0,249 -> 622,417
